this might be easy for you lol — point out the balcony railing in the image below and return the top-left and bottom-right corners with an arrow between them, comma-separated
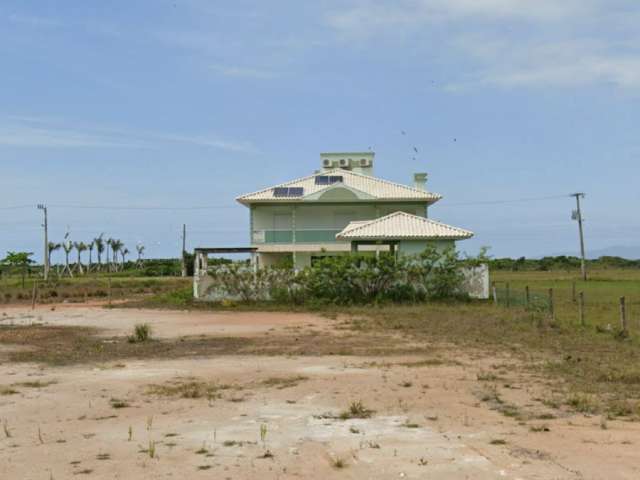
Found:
253,229 -> 342,244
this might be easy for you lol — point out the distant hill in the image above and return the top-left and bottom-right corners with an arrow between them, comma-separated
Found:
585,246 -> 640,260
548,246 -> 640,260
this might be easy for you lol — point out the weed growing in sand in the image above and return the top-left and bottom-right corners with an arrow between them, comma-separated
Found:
477,372 -> 500,382
260,423 -> 268,447
490,439 -> 507,445
38,426 -> 44,444
146,380 -> 232,400
14,380 -> 57,388
195,442 -> 208,455
110,398 -> 130,409
146,416 -> 153,431
128,425 -> 133,441
3,419 -> 11,438
128,323 -> 152,343
261,375 -> 308,389
339,400 -> 374,420
332,456 -> 347,469
148,440 -> 156,458
0,386 -> 18,395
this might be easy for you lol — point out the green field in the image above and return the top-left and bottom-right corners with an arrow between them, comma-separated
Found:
0,274 -> 190,304
491,268 -> 640,335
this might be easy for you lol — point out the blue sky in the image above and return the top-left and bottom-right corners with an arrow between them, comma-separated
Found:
1,0 -> 639,261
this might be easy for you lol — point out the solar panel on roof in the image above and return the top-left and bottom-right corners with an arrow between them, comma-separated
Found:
273,187 -> 304,197
315,175 -> 343,185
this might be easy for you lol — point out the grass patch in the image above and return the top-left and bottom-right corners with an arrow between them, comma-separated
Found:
12,379 -> 57,388
0,324 -> 428,366
489,439 -> 507,445
261,375 -> 309,389
146,379 -> 233,400
0,386 -> 18,395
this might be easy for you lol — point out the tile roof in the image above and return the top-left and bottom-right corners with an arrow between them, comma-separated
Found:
336,211 -> 474,241
236,169 -> 441,204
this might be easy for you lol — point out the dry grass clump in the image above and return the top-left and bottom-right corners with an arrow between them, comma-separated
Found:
261,375 -> 308,389
339,400 -> 374,420
145,379 -> 233,400
0,386 -> 18,396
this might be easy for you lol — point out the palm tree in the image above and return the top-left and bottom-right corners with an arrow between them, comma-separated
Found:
86,240 -> 95,273
121,247 -> 129,269
106,238 -> 114,271
94,234 -> 105,271
110,239 -> 123,272
135,243 -> 145,269
74,242 -> 87,274
47,242 -> 61,274
61,238 -> 73,277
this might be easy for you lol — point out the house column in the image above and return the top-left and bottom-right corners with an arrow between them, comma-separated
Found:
292,206 -> 297,269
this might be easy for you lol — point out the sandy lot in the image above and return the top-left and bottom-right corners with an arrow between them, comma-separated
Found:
1,305 -> 639,479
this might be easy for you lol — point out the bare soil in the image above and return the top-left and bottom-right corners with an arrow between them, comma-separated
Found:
1,305 -> 639,479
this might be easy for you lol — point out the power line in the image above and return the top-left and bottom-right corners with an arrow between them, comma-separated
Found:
438,194 -> 570,207
47,204 -> 238,210
0,204 -> 35,210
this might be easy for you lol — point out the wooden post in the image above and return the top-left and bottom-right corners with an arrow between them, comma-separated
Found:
492,282 -> 498,305
620,296 -> 627,334
108,276 -> 112,307
548,288 -> 555,323
505,282 -> 510,308
31,281 -> 38,310
525,285 -> 530,309
572,281 -> 576,303
578,291 -> 585,326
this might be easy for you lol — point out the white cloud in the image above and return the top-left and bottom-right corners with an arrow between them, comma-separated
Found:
0,117 -> 258,153
326,0 -> 595,35
326,0 -> 640,90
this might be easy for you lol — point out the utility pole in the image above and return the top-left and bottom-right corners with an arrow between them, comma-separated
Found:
181,223 -> 187,277
570,193 -> 587,281
37,204 -> 49,281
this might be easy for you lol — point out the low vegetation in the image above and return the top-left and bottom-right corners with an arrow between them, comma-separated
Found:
203,246 -> 486,305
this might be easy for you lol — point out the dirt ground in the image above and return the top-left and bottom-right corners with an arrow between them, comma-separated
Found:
1,305 -> 639,479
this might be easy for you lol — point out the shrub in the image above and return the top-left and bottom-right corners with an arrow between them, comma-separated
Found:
206,246 -> 474,305
129,323 -> 152,343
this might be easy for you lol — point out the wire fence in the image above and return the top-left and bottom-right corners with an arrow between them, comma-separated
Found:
490,281 -> 635,337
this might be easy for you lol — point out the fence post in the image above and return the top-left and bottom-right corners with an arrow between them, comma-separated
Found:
620,296 -> 627,335
578,291 -> 585,326
572,281 -> 576,303
108,276 -> 112,307
505,282 -> 510,308
525,285 -> 530,309
492,282 -> 498,305
31,281 -> 38,310
548,288 -> 555,323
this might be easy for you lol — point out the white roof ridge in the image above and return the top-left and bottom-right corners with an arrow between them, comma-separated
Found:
337,169 -> 442,198
237,168 -> 442,203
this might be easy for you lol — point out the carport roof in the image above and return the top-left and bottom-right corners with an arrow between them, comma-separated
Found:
336,211 -> 474,241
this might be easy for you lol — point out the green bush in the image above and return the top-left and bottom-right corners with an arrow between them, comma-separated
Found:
206,246 -> 473,305
129,323 -> 152,343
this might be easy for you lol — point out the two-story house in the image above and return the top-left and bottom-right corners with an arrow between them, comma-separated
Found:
236,152 -> 473,270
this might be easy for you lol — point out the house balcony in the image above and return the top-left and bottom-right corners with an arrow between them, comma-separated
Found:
252,229 -> 342,244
